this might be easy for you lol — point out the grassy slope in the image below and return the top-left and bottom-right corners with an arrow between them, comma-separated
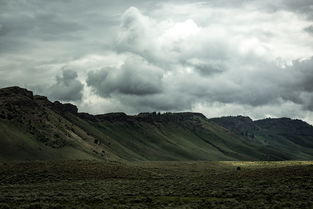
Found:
248,119 -> 313,160
2,87 -> 313,161
2,109 -> 313,161
0,88 -> 123,161
253,130 -> 313,160
65,114 -> 280,161
210,117 -> 313,160
0,120 -> 97,161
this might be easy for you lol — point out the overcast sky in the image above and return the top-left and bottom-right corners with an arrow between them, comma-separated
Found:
1,0 -> 313,123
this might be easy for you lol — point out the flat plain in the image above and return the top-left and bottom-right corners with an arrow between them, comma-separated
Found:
1,161 -> 313,209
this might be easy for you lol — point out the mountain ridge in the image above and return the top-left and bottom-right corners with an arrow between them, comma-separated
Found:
1,86 -> 313,161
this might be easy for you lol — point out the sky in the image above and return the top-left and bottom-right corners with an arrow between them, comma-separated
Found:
1,0 -> 313,124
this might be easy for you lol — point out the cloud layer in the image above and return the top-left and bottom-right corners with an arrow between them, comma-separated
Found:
1,0 -> 313,123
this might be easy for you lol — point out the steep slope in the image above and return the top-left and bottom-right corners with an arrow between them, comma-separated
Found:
209,116 -> 259,138
0,87 -> 117,161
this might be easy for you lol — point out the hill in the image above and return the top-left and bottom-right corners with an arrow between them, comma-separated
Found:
1,86 -> 313,161
210,116 -> 313,160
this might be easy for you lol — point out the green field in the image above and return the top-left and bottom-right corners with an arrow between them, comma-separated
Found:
1,160 -> 313,209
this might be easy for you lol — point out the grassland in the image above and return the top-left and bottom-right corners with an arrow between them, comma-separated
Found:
1,160 -> 313,208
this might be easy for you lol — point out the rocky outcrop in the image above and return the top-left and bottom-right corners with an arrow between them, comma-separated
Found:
34,95 -> 53,107
95,113 -> 129,122
209,116 -> 258,138
0,86 -> 33,99
256,117 -> 313,136
0,87 -> 37,108
77,112 -> 97,122
0,87 -> 207,124
135,112 -> 206,123
52,101 -> 78,115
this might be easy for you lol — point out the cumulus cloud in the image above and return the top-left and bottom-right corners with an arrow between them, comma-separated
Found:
87,56 -> 164,96
85,5 -> 313,115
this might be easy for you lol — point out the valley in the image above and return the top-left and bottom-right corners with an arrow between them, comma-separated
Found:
1,160 -> 313,209
1,86 -> 313,208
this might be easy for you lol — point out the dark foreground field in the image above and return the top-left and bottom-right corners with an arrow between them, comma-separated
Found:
0,161 -> 313,209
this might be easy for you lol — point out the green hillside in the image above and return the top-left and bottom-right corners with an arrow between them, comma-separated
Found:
210,116 -> 313,160
0,87 -> 118,161
1,86 -> 313,161
66,112 -> 266,161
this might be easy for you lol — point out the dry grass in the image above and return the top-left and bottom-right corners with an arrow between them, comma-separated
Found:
0,160 -> 313,208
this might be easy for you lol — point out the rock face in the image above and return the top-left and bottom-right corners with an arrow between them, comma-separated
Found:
136,112 -> 206,123
0,86 -> 33,99
255,117 -> 313,135
34,95 -> 53,107
95,113 -> 129,122
79,111 -> 207,124
0,87 -> 80,149
77,112 -> 97,122
52,101 -> 78,115
209,116 -> 258,138
0,86 -> 37,108
0,86 -> 114,160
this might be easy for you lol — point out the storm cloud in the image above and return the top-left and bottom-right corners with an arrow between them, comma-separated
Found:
1,0 -> 313,124
34,70 -> 84,102
86,56 -> 164,96
49,70 -> 84,102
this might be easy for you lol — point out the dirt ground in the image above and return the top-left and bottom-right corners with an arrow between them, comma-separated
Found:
0,160 -> 313,208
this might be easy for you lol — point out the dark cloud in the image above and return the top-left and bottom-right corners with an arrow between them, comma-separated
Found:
87,56 -> 164,97
280,58 -> 313,110
186,62 -> 226,76
305,25 -> 313,35
116,92 -> 194,112
199,57 -> 313,110
0,0 -> 120,56
86,56 -> 313,113
258,0 -> 313,20
282,0 -> 313,14
48,70 -> 84,102
294,58 -> 313,92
